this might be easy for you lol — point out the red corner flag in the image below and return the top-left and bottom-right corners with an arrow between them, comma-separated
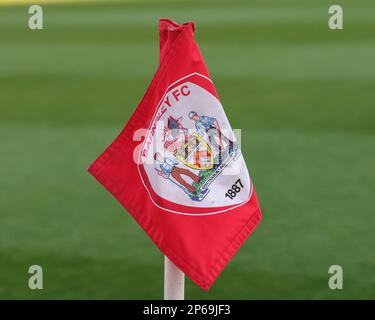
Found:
88,18 -> 262,290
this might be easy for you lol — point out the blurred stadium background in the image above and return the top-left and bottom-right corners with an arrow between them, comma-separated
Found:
0,0 -> 374,299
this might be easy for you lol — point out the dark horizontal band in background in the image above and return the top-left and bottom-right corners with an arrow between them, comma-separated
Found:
0,300 -> 371,319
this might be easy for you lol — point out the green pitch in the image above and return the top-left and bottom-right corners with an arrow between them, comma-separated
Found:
0,0 -> 374,299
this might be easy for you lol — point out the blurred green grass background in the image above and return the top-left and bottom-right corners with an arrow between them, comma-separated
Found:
0,0 -> 374,299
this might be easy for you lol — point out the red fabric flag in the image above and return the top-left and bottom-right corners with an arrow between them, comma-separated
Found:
88,18 -> 262,290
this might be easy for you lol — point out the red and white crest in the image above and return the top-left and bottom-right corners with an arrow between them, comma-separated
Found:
138,73 -> 253,215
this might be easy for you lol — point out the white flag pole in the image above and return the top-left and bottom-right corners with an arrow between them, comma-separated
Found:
164,256 -> 185,300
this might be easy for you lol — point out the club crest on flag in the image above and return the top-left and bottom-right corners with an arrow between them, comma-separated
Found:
138,73 -> 252,215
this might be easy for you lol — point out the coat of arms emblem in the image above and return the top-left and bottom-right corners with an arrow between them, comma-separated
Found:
154,112 -> 239,201
138,74 -> 252,215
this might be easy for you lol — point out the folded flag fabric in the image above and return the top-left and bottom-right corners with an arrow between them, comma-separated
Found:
88,18 -> 262,290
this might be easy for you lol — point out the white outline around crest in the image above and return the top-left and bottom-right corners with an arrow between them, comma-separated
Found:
136,72 -> 253,216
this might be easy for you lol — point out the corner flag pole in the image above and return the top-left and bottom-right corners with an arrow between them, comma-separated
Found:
164,256 -> 185,300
